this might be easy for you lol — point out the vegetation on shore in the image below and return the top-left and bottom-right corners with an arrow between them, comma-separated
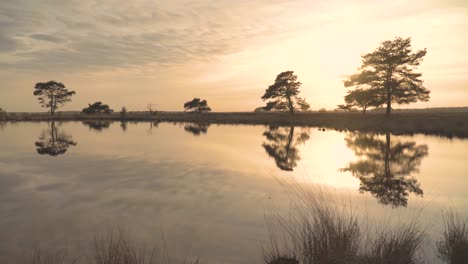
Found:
2,111 -> 467,139
264,182 -> 468,264
24,230 -> 202,264
19,183 -> 468,264
438,211 -> 468,264
183,98 -> 212,113
82,102 -> 114,114
21,37 -> 435,120
0,107 -> 6,120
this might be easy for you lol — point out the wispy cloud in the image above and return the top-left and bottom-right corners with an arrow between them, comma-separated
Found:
0,0 -> 466,111
0,0 -> 313,71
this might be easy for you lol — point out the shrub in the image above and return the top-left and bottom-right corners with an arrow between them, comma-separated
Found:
82,102 -> 113,114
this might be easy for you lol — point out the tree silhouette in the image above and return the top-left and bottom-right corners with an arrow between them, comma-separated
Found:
341,132 -> 428,207
82,101 -> 113,114
262,71 -> 310,114
82,120 -> 111,131
0,107 -> 6,120
33,81 -> 76,115
184,98 -> 212,113
147,103 -> 157,114
262,126 -> 310,171
344,37 -> 429,116
344,88 -> 383,114
120,106 -> 127,120
35,122 -> 77,156
336,104 -> 353,112
184,122 -> 210,136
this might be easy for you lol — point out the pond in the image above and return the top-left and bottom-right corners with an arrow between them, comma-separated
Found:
0,121 -> 467,263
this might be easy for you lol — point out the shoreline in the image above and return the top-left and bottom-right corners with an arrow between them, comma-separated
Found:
2,111 -> 468,138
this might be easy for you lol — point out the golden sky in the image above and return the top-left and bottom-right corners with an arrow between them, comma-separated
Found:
0,0 -> 467,112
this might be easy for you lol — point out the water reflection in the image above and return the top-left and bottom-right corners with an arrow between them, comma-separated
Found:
35,122 -> 77,156
262,125 -> 310,171
184,122 -> 211,136
341,132 -> 428,207
82,120 -> 111,132
120,121 -> 127,131
148,121 -> 160,135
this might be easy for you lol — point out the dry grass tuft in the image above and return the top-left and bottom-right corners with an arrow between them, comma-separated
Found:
437,211 -> 468,264
365,222 -> 425,264
24,230 -> 202,264
264,181 -> 426,264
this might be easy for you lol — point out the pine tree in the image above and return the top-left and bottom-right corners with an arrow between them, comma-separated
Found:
344,37 -> 429,116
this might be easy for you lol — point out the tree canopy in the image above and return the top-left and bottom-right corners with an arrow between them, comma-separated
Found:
184,98 -> 212,113
344,88 -> 383,113
33,81 -> 76,115
82,102 -> 113,114
344,37 -> 429,116
262,71 -> 310,114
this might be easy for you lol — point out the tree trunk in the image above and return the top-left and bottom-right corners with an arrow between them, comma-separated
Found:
385,69 -> 393,117
385,96 -> 391,117
50,96 -> 56,115
287,96 -> 294,115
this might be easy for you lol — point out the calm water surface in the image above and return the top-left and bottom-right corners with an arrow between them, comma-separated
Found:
0,121 -> 467,263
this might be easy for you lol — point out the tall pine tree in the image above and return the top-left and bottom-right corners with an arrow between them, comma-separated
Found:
344,37 -> 429,116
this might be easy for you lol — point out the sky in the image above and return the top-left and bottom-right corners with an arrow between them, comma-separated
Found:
0,0 -> 467,112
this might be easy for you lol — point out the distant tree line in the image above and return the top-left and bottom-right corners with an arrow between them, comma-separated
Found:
31,81 -> 214,115
31,37 -> 429,117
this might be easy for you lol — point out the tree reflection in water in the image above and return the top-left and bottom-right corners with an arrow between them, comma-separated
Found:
147,121 -> 160,135
184,122 -> 210,136
82,120 -> 111,132
342,132 -> 428,207
120,121 -> 127,131
35,122 -> 77,156
262,125 -> 310,171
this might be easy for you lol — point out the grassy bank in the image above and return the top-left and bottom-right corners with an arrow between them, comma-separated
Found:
2,111 -> 468,138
